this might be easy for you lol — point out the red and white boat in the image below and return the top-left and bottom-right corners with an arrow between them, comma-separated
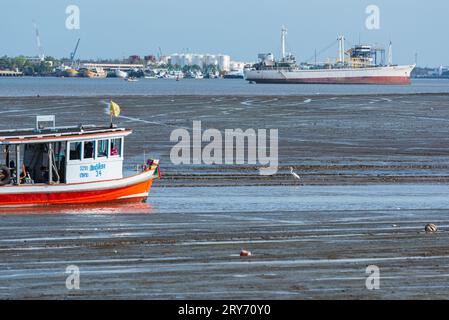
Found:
0,116 -> 160,206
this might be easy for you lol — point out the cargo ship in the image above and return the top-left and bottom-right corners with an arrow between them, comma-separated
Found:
244,27 -> 415,85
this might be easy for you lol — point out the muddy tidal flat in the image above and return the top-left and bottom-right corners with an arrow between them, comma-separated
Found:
1,94 -> 449,299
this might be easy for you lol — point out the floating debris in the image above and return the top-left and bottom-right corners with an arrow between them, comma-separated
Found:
240,249 -> 252,257
425,223 -> 437,233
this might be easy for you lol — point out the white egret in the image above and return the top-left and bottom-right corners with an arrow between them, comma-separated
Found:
290,167 -> 301,181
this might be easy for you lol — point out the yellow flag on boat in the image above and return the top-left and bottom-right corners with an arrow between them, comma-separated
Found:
109,100 -> 121,117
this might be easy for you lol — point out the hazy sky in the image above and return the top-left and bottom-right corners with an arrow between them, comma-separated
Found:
1,0 -> 447,66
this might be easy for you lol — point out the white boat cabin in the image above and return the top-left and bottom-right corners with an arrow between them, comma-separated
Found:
0,116 -> 131,186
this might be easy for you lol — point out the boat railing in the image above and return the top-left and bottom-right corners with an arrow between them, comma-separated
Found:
0,125 -> 127,139
258,66 -> 298,72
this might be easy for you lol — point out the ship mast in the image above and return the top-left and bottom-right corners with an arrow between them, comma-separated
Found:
387,41 -> 393,66
337,35 -> 345,64
281,26 -> 287,60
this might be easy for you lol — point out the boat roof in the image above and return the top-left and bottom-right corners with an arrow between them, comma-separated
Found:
0,125 -> 132,145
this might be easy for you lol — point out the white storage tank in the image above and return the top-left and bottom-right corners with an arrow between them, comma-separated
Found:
192,54 -> 204,68
218,54 -> 230,72
205,54 -> 218,67
181,54 -> 193,67
169,54 -> 180,66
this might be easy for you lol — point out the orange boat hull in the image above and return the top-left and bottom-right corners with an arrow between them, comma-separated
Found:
0,169 -> 157,206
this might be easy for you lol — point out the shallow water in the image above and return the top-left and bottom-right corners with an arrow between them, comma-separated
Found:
1,77 -> 449,97
1,184 -> 449,299
1,184 -> 448,216
149,184 -> 449,214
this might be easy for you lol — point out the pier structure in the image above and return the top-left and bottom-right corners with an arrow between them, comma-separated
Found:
0,70 -> 23,77
80,63 -> 145,71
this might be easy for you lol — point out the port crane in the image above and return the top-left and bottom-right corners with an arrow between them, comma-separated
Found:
70,38 -> 81,65
158,47 -> 163,60
33,21 -> 45,61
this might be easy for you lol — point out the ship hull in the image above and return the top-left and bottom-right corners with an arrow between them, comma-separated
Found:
245,65 -> 415,85
0,168 -> 158,207
84,70 -> 107,78
64,69 -> 79,77
115,69 -> 128,79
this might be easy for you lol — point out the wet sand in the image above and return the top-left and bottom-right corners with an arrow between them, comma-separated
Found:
1,185 -> 449,299
2,93 -> 449,186
1,94 -> 449,299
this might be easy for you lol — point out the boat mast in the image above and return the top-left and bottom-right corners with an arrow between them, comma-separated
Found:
281,26 -> 287,60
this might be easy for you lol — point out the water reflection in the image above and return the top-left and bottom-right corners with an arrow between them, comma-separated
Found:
0,202 -> 153,215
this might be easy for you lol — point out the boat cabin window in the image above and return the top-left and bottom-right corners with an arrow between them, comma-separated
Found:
83,141 -> 95,159
97,139 -> 108,158
69,142 -> 82,160
110,138 -> 122,157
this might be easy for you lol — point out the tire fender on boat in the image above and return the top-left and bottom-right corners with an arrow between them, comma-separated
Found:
0,165 -> 11,185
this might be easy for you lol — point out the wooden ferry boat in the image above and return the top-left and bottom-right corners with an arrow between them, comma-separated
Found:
0,116 -> 160,206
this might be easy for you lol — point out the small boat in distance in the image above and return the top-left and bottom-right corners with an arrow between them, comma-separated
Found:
84,67 -> 107,78
64,68 -> 79,77
224,70 -> 244,79
115,69 -> 128,79
0,115 -> 160,206
186,71 -> 204,79
193,71 -> 204,79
